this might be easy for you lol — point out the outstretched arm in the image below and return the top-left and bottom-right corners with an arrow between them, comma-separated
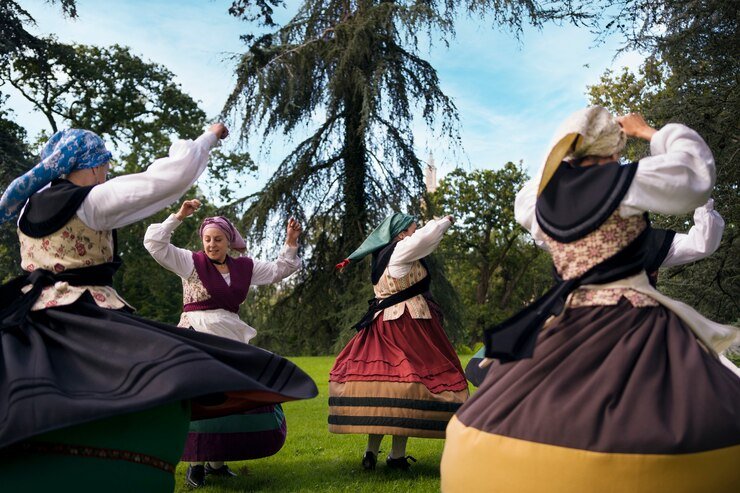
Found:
388,216 -> 453,278
78,124 -> 228,230
661,199 -> 725,267
143,200 -> 203,278
620,118 -> 715,217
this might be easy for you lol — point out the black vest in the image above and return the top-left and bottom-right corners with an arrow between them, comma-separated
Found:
484,161 -> 649,362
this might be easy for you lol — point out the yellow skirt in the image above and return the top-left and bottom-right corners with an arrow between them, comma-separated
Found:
441,417 -> 740,493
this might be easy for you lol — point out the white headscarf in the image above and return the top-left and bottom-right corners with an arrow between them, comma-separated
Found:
538,106 -> 626,194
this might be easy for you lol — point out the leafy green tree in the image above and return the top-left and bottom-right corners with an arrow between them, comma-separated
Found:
427,164 -> 552,344
0,98 -> 33,282
0,1 -> 79,281
587,0 -> 739,324
3,41 -> 206,172
0,1 -> 76,60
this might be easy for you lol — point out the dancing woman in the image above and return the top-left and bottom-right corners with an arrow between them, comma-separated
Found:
0,125 -> 317,492
465,197 -> 727,386
329,213 -> 468,471
144,199 -> 303,487
441,108 -> 740,492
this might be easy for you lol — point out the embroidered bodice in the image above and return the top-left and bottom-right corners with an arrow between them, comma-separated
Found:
544,212 -> 658,308
18,215 -> 128,310
374,260 -> 432,320
20,215 -> 114,272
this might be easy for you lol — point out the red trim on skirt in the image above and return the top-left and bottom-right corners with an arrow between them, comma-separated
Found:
330,309 -> 467,394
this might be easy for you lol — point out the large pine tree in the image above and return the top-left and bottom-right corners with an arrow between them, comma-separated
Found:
224,0 -> 593,353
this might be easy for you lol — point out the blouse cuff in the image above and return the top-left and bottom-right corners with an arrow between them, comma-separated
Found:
195,131 -> 219,150
649,124 -> 672,156
436,216 -> 452,231
696,198 -> 715,215
281,245 -> 299,259
161,213 -> 184,233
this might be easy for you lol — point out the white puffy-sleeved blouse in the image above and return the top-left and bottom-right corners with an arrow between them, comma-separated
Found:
77,131 -> 219,230
20,131 -> 221,311
144,214 -> 301,343
515,124 -> 716,262
387,217 -> 452,279
661,198 -> 724,267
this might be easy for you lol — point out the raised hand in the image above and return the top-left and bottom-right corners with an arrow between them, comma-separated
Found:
286,218 -> 303,247
617,113 -> 657,141
175,199 -> 201,221
208,123 -> 229,140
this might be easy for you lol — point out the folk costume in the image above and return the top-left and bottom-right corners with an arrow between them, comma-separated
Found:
329,214 -> 468,469
465,197 -> 727,386
144,214 -> 300,474
0,129 -> 317,493
441,108 -> 740,492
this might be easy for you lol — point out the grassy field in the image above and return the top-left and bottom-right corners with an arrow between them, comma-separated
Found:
174,355 -> 473,492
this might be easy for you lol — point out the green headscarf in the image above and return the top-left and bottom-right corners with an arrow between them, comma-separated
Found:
335,213 -> 415,269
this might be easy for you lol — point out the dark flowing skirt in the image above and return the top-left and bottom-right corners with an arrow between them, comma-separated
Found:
0,293 -> 317,490
182,404 -> 287,461
441,299 -> 740,492
329,309 -> 468,438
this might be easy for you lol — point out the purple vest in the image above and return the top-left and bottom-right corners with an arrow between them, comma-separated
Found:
183,251 -> 254,314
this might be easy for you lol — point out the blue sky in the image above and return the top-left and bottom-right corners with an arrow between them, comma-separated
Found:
8,0 -> 642,198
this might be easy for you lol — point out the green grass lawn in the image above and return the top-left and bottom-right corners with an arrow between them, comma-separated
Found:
174,355 -> 473,492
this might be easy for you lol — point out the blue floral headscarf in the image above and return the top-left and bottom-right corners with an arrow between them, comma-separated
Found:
0,129 -> 111,224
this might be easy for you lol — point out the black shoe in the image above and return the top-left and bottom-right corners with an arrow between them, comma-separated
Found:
185,464 -> 206,488
385,455 -> 417,470
205,463 -> 238,477
361,451 -> 377,470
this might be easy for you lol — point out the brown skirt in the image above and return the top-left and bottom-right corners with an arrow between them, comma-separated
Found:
441,299 -> 740,492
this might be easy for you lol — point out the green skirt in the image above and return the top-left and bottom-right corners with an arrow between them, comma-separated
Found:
0,401 -> 190,493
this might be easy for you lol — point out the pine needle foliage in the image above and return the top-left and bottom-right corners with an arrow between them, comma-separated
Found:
223,1 -> 596,354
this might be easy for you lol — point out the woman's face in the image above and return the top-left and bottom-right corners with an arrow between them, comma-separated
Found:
202,227 -> 229,262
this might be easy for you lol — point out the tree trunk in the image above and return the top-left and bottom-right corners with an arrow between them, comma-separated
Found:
476,261 -> 491,305
341,93 -> 368,251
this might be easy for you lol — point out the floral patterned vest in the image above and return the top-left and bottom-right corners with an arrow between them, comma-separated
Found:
18,215 -> 129,310
374,260 -> 432,321
544,211 -> 658,308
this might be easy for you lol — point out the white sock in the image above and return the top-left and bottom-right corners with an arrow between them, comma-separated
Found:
208,461 -> 224,469
366,434 -> 383,455
390,436 -> 408,459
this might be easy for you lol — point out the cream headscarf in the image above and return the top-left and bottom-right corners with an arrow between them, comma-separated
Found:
538,106 -> 627,194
